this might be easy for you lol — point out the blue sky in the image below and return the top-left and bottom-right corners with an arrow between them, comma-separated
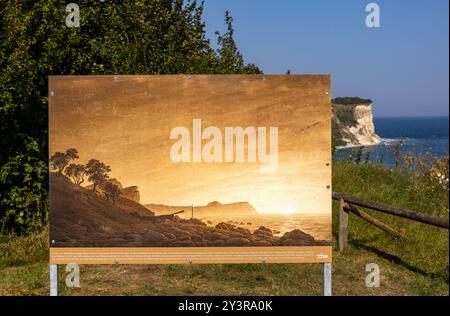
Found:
202,0 -> 449,117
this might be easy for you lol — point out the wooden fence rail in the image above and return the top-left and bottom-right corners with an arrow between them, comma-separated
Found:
333,192 -> 449,252
332,192 -> 449,229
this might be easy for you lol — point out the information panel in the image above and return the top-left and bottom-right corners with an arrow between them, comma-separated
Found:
49,75 -> 331,264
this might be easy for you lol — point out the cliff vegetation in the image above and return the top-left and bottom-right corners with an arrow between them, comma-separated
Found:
332,97 -> 373,106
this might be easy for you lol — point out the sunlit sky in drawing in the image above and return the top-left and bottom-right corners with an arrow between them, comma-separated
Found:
49,75 -> 331,214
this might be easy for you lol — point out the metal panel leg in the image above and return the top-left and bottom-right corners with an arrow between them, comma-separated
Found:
50,264 -> 58,296
324,263 -> 332,296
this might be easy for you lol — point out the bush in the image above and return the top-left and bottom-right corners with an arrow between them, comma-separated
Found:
0,139 -> 48,235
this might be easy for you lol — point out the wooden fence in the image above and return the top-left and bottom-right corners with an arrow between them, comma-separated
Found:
332,192 -> 449,252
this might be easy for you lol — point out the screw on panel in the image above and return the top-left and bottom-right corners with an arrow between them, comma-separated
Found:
326,185 -> 331,189
187,75 -> 192,80
113,76 -> 119,81
50,92 -> 55,96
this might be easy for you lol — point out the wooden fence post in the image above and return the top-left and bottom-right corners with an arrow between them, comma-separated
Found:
338,198 -> 348,252
345,203 -> 406,239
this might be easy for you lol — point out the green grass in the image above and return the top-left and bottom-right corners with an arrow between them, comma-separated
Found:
333,160 -> 449,282
0,161 -> 448,296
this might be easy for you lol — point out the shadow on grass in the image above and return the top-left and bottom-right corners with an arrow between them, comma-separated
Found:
0,259 -> 33,268
351,241 -> 449,283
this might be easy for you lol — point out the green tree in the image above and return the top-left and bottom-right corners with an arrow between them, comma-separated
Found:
215,11 -> 261,74
0,0 -> 261,234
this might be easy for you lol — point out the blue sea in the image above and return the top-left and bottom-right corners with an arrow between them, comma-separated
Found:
335,117 -> 449,166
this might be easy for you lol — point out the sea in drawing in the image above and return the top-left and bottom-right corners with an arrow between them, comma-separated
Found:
189,213 -> 331,241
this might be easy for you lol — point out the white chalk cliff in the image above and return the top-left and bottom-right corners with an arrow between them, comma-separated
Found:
332,103 -> 382,148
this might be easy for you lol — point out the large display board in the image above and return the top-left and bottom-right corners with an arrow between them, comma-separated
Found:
49,75 -> 332,264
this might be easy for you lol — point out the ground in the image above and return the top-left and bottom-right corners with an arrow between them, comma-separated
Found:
0,238 -> 447,296
0,161 -> 448,296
